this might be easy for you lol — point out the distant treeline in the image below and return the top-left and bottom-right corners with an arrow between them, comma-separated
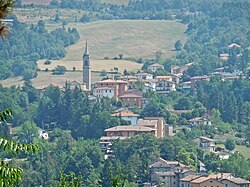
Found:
0,16 -> 79,80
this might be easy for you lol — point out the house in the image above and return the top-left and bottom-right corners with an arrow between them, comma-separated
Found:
149,157 -> 195,187
111,110 -> 139,125
155,76 -> 176,94
39,129 -> 49,140
190,177 -> 224,187
148,63 -> 164,72
171,62 -> 194,75
188,117 -> 211,127
177,81 -> 192,91
94,79 -> 128,100
171,74 -> 181,84
67,80 -> 87,91
99,136 -> 126,155
219,54 -> 229,60
93,87 -> 115,99
120,75 -> 138,87
181,173 -> 234,187
192,136 -> 215,152
181,173 -> 235,187
190,76 -> 209,92
143,79 -> 157,91
120,75 -> 138,82
119,90 -> 143,108
104,125 -> 156,138
135,73 -> 153,80
228,43 -> 241,49
137,117 -> 173,138
222,178 -> 250,187
180,174 -> 201,187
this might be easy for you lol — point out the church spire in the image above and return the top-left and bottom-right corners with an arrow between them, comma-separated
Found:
84,42 -> 89,56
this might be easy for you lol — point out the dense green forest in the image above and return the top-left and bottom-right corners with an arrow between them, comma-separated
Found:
0,77 -> 250,185
0,16 -> 79,80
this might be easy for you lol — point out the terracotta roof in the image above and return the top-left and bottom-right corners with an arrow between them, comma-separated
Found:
209,173 -> 232,179
214,67 -> 225,71
190,76 -> 209,80
97,79 -> 128,84
94,87 -> 115,90
149,63 -> 164,67
156,76 -> 172,79
119,93 -> 143,98
144,117 -> 166,124
219,54 -> 229,57
223,178 -> 250,184
180,175 -> 201,182
124,90 -> 143,96
149,157 -> 189,169
228,43 -> 241,48
104,125 -> 155,132
171,66 -> 180,70
199,136 -> 215,142
70,80 -> 86,85
137,119 -> 158,127
112,110 -> 139,117
191,177 -> 210,184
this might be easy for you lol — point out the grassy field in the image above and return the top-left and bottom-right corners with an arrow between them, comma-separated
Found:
37,59 -> 142,73
59,20 -> 187,60
10,10 -> 187,88
235,145 -> 250,159
0,71 -> 102,88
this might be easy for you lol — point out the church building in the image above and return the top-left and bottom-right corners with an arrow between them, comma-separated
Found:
83,42 -> 91,90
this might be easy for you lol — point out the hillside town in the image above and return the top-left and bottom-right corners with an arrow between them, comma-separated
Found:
0,0 -> 250,186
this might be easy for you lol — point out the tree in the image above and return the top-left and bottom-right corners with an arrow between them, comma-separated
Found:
55,171 -> 83,187
0,0 -> 14,38
52,65 -> 67,75
177,148 -> 195,168
100,70 -> 108,76
18,121 -> 39,144
0,109 -> 39,186
44,60 -> 52,65
119,54 -> 123,60
110,168 -> 127,187
175,40 -> 182,51
224,139 -> 236,151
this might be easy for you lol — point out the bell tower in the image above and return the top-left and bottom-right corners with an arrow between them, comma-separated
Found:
83,42 -> 91,90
